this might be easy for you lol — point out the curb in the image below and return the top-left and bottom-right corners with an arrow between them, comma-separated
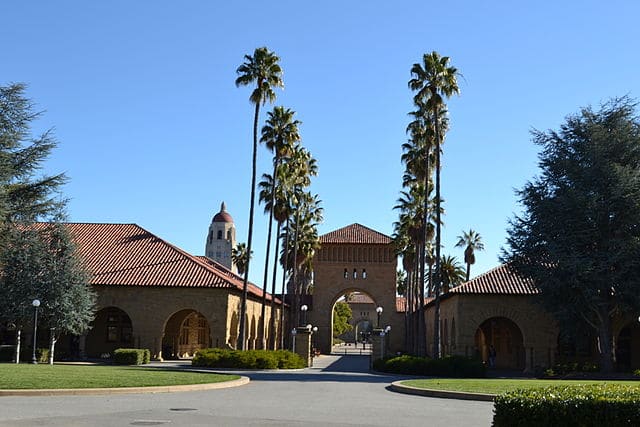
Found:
0,376 -> 250,397
390,381 -> 495,401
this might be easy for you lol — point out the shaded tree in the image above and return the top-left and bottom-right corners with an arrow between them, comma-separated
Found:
502,97 -> 640,373
333,301 -> 353,338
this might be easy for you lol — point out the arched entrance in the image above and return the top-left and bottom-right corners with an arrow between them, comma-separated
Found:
331,289 -> 377,354
309,224 -> 399,355
475,317 -> 525,370
162,310 -> 211,359
86,306 -> 133,358
616,320 -> 640,371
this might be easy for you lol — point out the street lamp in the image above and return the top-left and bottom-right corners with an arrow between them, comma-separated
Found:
291,328 -> 297,352
31,299 -> 40,364
376,306 -> 383,328
312,326 -> 318,358
301,304 -> 308,326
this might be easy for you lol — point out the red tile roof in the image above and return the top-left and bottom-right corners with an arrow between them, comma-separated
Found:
320,223 -> 392,245
396,296 -> 434,312
346,293 -> 375,304
449,264 -> 539,295
43,223 -> 277,301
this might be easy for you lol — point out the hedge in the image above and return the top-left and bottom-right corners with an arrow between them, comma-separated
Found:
192,348 -> 306,369
493,384 -> 640,427
373,354 -> 486,378
113,348 -> 151,365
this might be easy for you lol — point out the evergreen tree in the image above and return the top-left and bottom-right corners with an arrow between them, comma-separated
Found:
503,97 -> 640,373
0,83 -> 95,358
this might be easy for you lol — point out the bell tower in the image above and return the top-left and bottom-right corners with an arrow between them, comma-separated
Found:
205,201 -> 236,272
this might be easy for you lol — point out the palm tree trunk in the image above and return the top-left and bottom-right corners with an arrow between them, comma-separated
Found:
291,205 -> 301,327
269,221 -> 282,350
466,262 -> 470,282
238,101 -> 261,351
259,204 -> 274,350
280,218 -> 291,350
433,109 -> 442,359
259,160 -> 279,349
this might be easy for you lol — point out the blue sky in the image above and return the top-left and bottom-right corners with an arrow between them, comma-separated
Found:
3,1 -> 639,290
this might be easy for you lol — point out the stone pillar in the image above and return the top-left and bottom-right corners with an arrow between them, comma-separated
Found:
294,327 -> 312,367
371,328 -> 386,363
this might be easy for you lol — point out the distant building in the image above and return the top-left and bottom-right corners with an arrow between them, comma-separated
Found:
205,202 -> 237,273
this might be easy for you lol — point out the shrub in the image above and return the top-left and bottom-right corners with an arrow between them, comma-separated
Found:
18,347 -> 49,363
634,369 -> 640,377
493,384 -> 640,426
373,354 -> 485,378
0,345 -> 15,362
113,348 -> 150,365
192,348 -> 306,369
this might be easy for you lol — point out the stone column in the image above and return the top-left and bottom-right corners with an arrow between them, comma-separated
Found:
294,327 -> 312,367
371,328 -> 386,363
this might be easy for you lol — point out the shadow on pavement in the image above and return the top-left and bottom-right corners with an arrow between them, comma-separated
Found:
152,355 -> 418,385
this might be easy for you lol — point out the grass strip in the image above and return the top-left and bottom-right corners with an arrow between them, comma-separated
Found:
401,378 -> 640,395
0,364 -> 240,389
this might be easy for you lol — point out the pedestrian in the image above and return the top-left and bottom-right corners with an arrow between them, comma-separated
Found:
488,345 -> 496,368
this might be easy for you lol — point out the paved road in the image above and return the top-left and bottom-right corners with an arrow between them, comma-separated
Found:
0,355 -> 494,426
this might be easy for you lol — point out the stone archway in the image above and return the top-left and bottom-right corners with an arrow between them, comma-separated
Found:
331,289 -> 378,351
162,309 -> 211,359
86,306 -> 133,358
474,317 -> 525,370
308,224 -> 400,355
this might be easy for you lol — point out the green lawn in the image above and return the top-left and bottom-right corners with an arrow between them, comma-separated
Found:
0,363 -> 240,389
401,378 -> 640,395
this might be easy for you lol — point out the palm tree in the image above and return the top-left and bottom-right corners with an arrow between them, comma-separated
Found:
438,255 -> 466,293
409,51 -> 460,358
231,243 -> 252,277
235,47 -> 284,350
258,106 -> 301,348
455,229 -> 485,281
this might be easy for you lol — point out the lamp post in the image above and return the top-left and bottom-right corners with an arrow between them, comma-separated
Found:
312,326 -> 318,354
376,306 -> 383,328
31,299 -> 40,364
301,304 -> 308,326
291,328 -> 297,352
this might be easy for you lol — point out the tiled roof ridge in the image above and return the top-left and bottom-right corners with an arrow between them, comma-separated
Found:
449,263 -> 538,295
39,222 -> 277,300
320,223 -> 392,244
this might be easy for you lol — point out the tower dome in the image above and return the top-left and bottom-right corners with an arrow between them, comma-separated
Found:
213,201 -> 234,223
206,201 -> 237,273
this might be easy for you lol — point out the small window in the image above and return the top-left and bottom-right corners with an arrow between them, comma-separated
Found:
217,230 -> 223,240
362,269 -> 367,279
353,269 -> 357,279
344,268 -> 348,279
227,230 -> 232,240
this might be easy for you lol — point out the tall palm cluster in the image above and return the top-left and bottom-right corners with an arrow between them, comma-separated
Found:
393,51 -> 460,358
236,47 -> 322,351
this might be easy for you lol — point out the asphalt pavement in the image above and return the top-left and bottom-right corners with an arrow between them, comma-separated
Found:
0,355 -> 494,426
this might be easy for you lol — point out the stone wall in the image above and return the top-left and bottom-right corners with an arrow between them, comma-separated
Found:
91,285 -> 282,359
425,294 -> 558,372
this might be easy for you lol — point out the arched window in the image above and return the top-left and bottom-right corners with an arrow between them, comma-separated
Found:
344,268 -> 348,279
362,269 -> 367,279
217,230 -> 223,240
353,268 -> 358,279
227,230 -> 232,240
